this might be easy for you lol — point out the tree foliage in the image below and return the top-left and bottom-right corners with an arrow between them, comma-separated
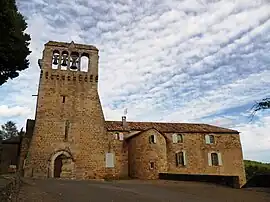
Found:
244,160 -> 270,180
0,120 -> 24,140
249,98 -> 270,121
0,0 -> 31,86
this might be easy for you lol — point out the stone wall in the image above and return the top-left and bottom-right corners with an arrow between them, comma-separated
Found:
128,129 -> 167,179
23,42 -> 108,180
105,132 -> 129,179
164,132 -> 246,187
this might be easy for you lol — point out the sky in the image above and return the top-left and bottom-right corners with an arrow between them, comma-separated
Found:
0,0 -> 270,162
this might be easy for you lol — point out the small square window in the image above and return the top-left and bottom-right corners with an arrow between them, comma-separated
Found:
205,134 -> 215,144
149,135 -> 156,144
150,162 -> 155,169
62,95 -> 66,103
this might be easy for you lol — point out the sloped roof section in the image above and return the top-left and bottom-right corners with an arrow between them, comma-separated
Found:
105,121 -> 239,134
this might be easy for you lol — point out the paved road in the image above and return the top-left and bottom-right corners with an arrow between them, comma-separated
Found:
16,178 -> 270,202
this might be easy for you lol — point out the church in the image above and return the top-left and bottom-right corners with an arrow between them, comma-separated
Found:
18,41 -> 246,187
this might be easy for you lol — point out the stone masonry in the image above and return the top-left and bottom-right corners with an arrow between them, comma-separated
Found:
19,41 -> 246,187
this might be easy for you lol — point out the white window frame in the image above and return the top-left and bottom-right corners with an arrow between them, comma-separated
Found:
205,134 -> 215,144
176,150 -> 187,166
172,133 -> 178,143
208,152 -> 222,166
149,134 -> 157,144
150,162 -> 155,169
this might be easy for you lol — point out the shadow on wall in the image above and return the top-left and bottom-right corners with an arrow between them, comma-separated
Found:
159,173 -> 240,188
242,173 -> 270,188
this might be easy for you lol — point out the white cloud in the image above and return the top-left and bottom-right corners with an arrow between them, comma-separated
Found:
0,0 -> 268,162
0,105 -> 31,117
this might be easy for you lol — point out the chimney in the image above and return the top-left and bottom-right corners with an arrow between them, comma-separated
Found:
122,116 -> 128,129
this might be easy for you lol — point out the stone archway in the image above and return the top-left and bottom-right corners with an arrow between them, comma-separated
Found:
49,150 -> 74,179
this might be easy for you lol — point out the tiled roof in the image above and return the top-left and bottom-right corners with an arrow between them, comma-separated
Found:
105,121 -> 239,134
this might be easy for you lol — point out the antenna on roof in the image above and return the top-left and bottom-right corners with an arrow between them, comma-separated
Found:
124,108 -> 128,116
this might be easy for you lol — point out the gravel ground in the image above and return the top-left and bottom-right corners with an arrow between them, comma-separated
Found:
15,178 -> 270,202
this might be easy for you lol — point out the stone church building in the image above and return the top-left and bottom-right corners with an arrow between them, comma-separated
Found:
18,41 -> 246,187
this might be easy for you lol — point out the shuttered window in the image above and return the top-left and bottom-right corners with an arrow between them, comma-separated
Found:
105,153 -> 114,168
176,151 -> 187,166
208,152 -> 222,166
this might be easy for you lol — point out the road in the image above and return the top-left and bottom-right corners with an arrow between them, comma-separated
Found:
16,178 -> 270,202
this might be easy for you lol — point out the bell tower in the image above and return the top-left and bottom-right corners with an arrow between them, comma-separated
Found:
24,41 -> 108,179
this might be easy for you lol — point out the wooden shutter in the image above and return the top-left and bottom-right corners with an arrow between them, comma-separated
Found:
114,133 -> 118,140
218,152 -> 223,166
183,151 -> 187,166
153,135 -> 157,143
172,134 -> 178,143
106,153 -> 114,168
175,153 -> 179,166
119,133 -> 124,141
208,153 -> 212,166
205,135 -> 210,144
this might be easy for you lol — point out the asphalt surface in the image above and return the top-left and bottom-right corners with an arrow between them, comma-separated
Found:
16,178 -> 270,202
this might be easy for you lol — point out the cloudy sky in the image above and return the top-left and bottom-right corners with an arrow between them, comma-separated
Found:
1,0 -> 270,162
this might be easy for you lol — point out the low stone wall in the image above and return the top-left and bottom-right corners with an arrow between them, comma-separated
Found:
159,173 -> 240,188
0,174 -> 21,201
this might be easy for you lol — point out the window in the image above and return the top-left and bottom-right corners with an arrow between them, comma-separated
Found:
205,134 -> 215,144
209,135 -> 214,144
176,151 -> 186,166
211,153 -> 219,166
62,95 -> 66,103
208,152 -> 222,166
114,132 -> 124,140
150,162 -> 155,169
172,134 -> 183,143
177,134 -> 183,143
64,120 -> 70,141
149,135 -> 157,144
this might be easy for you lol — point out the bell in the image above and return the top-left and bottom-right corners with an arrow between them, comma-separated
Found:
61,55 -> 68,66
70,56 -> 78,70
52,55 -> 58,65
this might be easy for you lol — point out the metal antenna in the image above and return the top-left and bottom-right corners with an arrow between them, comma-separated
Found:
124,108 -> 128,116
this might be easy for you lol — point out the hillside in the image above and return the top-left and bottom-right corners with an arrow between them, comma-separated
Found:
244,160 -> 270,180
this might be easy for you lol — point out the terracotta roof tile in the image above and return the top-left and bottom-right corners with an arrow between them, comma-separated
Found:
105,121 -> 239,134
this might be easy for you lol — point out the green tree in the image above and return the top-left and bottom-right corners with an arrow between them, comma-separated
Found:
0,0 -> 31,86
0,121 -> 22,140
244,160 -> 270,180
250,98 -> 270,120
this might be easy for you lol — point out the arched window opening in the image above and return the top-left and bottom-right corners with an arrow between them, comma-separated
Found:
70,52 -> 79,71
52,50 -> 60,69
177,134 -> 183,143
211,153 -> 219,166
61,51 -> 69,70
80,53 -> 89,72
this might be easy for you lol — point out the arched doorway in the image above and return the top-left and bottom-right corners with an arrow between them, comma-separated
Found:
49,150 -> 74,178
54,154 -> 65,178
